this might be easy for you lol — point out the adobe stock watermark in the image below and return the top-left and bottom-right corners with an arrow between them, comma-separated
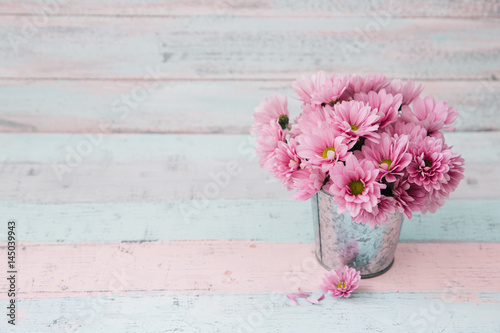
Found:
51,64 -> 166,183
177,136 -> 257,224
235,256 -> 318,333
405,285 -> 464,333
7,0 -> 72,52
60,250 -> 136,332
453,80 -> 498,130
339,9 -> 396,63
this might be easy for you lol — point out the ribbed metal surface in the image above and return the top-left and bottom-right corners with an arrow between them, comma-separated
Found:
312,190 -> 403,278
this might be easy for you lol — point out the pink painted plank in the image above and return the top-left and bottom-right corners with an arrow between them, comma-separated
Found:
0,0 -> 498,18
0,79 -> 497,133
1,241 -> 499,299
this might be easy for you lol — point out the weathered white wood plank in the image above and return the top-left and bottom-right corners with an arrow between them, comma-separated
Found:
1,0 -> 499,18
1,17 -> 499,80
0,80 -> 498,133
1,199 -> 499,243
0,132 -> 496,202
2,292 -> 500,333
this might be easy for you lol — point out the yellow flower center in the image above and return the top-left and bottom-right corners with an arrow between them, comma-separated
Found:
348,180 -> 365,195
350,124 -> 359,131
322,147 -> 336,159
424,159 -> 432,168
337,282 -> 346,289
379,159 -> 392,168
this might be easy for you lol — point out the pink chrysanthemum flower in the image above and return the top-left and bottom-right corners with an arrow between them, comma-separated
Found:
401,96 -> 458,140
255,120 -> 287,168
332,100 -> 380,145
327,154 -> 385,218
250,94 -> 290,136
385,120 -> 427,146
342,73 -> 389,99
291,167 -> 327,200
407,136 -> 453,192
393,175 -> 428,219
353,89 -> 402,128
386,79 -> 424,106
292,103 -> 334,136
361,132 -> 412,183
266,138 -> 301,190
422,190 -> 447,215
440,151 -> 465,195
292,71 -> 348,106
296,123 -> 350,173
355,195 -> 396,228
321,266 -> 361,298
251,73 -> 465,226
420,152 -> 465,214
292,71 -> 327,104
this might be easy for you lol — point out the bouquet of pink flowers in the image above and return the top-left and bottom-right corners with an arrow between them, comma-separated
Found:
251,72 -> 465,228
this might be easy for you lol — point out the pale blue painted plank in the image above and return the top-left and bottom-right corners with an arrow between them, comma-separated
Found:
0,133 -> 253,162
2,199 -> 499,243
0,132 -> 497,163
0,132 -> 494,203
3,292 -> 500,332
0,80 -> 498,133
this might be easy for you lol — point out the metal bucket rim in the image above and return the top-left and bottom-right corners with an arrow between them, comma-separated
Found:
317,189 -> 404,220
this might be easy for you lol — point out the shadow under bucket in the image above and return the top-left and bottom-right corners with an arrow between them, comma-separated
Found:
312,190 -> 404,278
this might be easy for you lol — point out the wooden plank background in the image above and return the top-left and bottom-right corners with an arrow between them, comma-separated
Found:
0,0 -> 499,332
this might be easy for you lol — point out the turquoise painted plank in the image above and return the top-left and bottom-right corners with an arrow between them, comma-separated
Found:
0,133 -> 496,202
0,80 -> 498,133
0,133 -> 253,162
1,199 -> 499,243
1,17 -> 499,80
0,200 -> 312,243
3,292 -> 499,332
0,132 -> 497,164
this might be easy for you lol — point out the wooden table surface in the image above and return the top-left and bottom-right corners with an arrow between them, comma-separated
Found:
1,1 -> 499,332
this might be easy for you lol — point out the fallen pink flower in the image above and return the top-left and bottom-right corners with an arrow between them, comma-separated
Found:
321,266 -> 361,298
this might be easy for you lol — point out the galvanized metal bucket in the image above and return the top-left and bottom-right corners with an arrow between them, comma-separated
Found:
312,190 -> 404,278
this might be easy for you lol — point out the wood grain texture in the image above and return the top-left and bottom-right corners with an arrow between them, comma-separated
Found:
1,0 -> 499,18
1,16 -> 500,80
0,241 -> 499,298
2,132 -> 497,164
2,292 -> 500,333
0,132 -> 497,202
0,0 -> 498,331
0,79 -> 498,133
2,199 -> 499,243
